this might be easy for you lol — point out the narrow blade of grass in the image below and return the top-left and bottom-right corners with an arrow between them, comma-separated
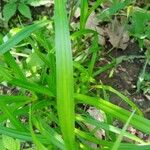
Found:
80,0 -> 88,29
137,59 -> 148,92
75,94 -> 150,134
87,0 -> 104,18
76,114 -> 144,143
29,107 -> 48,150
94,85 -> 143,116
93,59 -> 116,77
111,110 -> 136,150
54,0 -> 75,149
32,117 -> 65,149
0,95 -> 36,103
4,52 -> 26,80
9,78 -> 54,97
0,20 -> 49,55
0,102 -> 27,131
76,129 -> 150,150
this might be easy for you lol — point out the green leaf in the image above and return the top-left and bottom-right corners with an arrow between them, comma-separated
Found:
9,78 -> 54,97
29,108 -> 48,150
3,3 -> 17,21
137,59 -> 149,92
76,129 -> 150,150
0,101 -> 27,132
94,85 -> 143,116
32,117 -> 65,149
98,0 -> 130,20
4,52 -> 26,80
2,135 -> 20,150
76,114 -> 144,143
26,52 -> 44,70
10,0 -> 18,2
0,20 -> 49,55
0,138 -> 5,150
75,94 -> 150,134
0,65 -> 12,81
111,110 -> 136,150
80,0 -> 88,29
0,95 -> 35,104
18,3 -> 32,19
130,10 -> 150,37
54,0 -> 75,149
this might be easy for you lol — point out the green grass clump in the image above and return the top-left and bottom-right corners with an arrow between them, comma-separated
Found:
0,0 -> 150,150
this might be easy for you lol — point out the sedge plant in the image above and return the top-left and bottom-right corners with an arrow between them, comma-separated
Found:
0,0 -> 150,150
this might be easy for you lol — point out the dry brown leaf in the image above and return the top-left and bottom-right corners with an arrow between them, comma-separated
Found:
96,27 -> 106,46
106,19 -> 129,50
74,7 -> 80,18
85,12 -> 106,45
86,12 -> 99,30
87,107 -> 104,122
85,107 -> 105,139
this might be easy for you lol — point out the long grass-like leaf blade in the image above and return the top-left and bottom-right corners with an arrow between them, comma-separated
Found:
54,0 -> 75,149
0,20 -> 49,55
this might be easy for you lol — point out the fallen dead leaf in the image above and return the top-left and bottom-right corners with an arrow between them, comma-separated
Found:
86,12 -> 99,30
85,12 -> 106,45
74,7 -> 80,18
86,107 -> 105,139
106,19 -> 129,50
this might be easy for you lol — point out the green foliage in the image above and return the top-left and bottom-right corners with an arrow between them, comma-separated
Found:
0,0 -> 150,150
18,3 -> 32,19
98,0 -> 130,21
2,135 -> 20,150
3,2 -> 17,21
129,8 -> 150,39
128,7 -> 150,93
3,0 -> 32,21
54,0 -> 75,148
111,110 -> 136,150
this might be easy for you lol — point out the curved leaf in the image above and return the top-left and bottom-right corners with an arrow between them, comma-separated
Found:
18,3 -> 32,19
3,3 -> 17,21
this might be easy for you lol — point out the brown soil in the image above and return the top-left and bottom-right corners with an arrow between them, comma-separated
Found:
98,41 -> 150,119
